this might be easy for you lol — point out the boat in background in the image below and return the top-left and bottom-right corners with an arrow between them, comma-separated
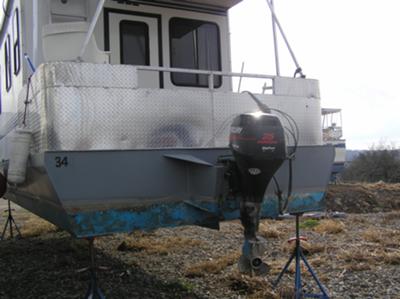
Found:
322,108 -> 346,181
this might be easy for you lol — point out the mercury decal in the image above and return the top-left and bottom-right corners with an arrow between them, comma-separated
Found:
230,126 -> 243,134
262,146 -> 276,152
257,133 -> 278,145
248,168 -> 261,175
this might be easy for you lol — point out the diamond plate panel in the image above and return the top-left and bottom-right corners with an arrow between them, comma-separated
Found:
273,77 -> 320,99
20,63 -> 323,153
31,62 -> 138,96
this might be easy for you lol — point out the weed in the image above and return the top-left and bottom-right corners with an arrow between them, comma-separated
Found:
300,219 -> 320,229
178,280 -> 196,292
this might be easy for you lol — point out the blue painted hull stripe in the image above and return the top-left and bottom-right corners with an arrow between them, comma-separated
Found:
70,191 -> 326,238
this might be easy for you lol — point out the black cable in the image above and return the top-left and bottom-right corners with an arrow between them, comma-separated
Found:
285,158 -> 293,210
241,91 -> 271,113
22,75 -> 32,127
272,175 -> 284,214
270,108 -> 299,156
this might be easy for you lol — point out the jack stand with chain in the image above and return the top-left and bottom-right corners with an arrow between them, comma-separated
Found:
273,213 -> 329,299
84,238 -> 106,299
1,199 -> 22,240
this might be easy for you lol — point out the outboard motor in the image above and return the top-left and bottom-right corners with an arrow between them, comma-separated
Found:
229,112 -> 286,275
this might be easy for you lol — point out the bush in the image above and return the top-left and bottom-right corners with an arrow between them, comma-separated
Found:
342,148 -> 400,183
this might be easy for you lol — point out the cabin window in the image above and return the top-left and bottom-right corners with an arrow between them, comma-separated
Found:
13,8 -> 21,76
169,18 -> 221,88
4,34 -> 12,92
120,20 -> 150,66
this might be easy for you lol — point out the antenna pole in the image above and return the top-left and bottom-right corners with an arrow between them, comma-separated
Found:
270,0 -> 280,76
78,0 -> 105,60
237,62 -> 245,93
265,0 -> 304,77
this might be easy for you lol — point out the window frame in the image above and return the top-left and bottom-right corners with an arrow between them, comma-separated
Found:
13,7 -> 21,76
5,34 -> 12,92
119,20 -> 150,66
169,17 -> 222,88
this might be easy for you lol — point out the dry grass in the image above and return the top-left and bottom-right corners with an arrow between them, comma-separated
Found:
345,262 -> 372,271
309,256 -> 325,267
247,290 -> 280,299
20,216 -> 57,237
259,223 -> 281,239
337,248 -> 379,271
268,258 -> 292,275
366,182 -> 400,191
351,215 -> 368,224
383,252 -> 400,265
362,229 -> 383,243
227,271 -> 279,298
282,239 -> 326,256
277,286 -> 296,299
381,211 -> 400,224
337,247 -> 400,268
362,228 -> 400,247
338,248 -> 379,263
185,251 -> 241,277
314,219 -> 345,234
118,236 -> 202,255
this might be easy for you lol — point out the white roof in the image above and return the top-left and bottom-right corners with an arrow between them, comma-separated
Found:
322,108 -> 342,115
177,0 -> 242,9
109,0 -> 242,11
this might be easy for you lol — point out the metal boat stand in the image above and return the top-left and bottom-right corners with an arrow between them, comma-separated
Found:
84,238 -> 106,299
273,213 -> 329,299
1,199 -> 22,240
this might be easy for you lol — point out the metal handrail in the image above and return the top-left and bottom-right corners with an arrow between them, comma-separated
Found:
136,65 -> 275,90
136,65 -> 275,79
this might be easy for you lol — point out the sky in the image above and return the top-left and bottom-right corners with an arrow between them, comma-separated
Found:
229,0 -> 400,150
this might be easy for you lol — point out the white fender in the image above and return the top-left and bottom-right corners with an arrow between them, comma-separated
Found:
8,128 -> 32,184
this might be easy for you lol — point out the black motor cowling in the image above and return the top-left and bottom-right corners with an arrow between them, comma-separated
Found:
229,112 -> 286,202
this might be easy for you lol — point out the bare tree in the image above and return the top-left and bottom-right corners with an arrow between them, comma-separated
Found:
342,143 -> 400,183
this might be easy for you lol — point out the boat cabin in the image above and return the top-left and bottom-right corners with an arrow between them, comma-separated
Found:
3,0 -> 240,92
0,0 -> 324,152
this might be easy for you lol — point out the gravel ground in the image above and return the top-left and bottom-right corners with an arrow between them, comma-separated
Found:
0,185 -> 399,298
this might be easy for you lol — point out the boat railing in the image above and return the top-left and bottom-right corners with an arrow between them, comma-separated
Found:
323,126 -> 343,141
136,65 -> 275,91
